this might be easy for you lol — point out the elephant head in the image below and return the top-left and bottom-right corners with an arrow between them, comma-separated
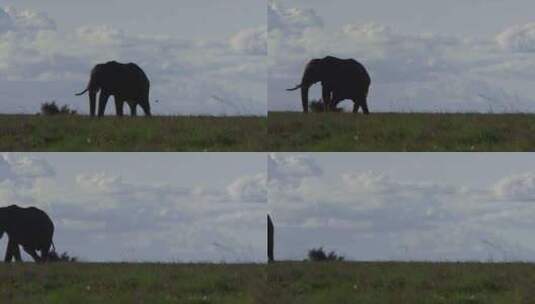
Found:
287,58 -> 325,113
0,205 -> 55,263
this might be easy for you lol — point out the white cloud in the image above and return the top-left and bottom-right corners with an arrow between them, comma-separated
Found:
268,0 -> 323,35
230,27 -> 267,55
76,25 -> 124,46
493,172 -> 535,201
76,172 -> 124,193
2,154 -> 55,178
0,6 -> 56,33
497,23 -> 535,52
227,173 -> 267,203
268,153 -> 322,183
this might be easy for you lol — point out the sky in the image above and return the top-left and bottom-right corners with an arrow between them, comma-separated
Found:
0,1 -> 266,115
0,153 -> 267,263
269,153 -> 535,262
269,0 -> 535,112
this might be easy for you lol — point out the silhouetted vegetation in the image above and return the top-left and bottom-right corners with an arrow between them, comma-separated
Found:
309,99 -> 343,113
307,247 -> 344,262
47,251 -> 78,263
40,101 -> 77,116
268,112 -> 535,151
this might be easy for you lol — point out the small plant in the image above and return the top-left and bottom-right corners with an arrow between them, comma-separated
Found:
307,247 -> 344,262
309,99 -> 343,113
47,251 -> 78,263
40,101 -> 77,116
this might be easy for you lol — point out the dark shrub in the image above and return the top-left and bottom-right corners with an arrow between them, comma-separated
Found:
309,99 -> 343,113
48,251 -> 78,263
307,247 -> 344,262
41,101 -> 77,116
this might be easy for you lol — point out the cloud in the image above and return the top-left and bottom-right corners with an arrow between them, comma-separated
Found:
268,153 -> 322,183
268,0 -> 323,35
493,172 -> 535,201
497,23 -> 535,52
0,6 -> 56,33
230,27 -> 267,55
76,25 -> 125,46
76,172 -> 125,193
227,173 -> 267,203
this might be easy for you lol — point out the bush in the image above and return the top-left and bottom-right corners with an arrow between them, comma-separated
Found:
307,247 -> 344,262
40,101 -> 77,116
48,251 -> 78,263
309,99 -> 343,113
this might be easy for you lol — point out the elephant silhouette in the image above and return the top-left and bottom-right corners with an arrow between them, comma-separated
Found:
0,205 -> 55,263
76,61 -> 152,117
288,56 -> 371,114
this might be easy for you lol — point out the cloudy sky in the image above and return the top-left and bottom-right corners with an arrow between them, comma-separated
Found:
0,153 -> 266,262
269,0 -> 535,112
0,1 -> 266,115
269,153 -> 535,262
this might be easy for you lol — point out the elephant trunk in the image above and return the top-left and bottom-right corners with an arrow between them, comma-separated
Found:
301,85 -> 309,113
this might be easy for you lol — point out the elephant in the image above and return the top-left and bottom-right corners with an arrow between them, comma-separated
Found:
76,61 -> 152,117
287,56 -> 371,114
0,205 -> 55,263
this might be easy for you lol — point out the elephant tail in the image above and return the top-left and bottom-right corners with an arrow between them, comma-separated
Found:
75,88 -> 89,96
287,84 -> 302,91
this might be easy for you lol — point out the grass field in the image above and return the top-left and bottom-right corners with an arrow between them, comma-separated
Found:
268,261 -> 535,304
0,115 -> 267,151
0,263 -> 267,303
2,262 -> 534,303
269,112 -> 535,151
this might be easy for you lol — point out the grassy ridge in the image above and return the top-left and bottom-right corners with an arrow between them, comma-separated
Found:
0,115 -> 267,151
0,263 -> 266,303
269,112 -> 535,151
268,262 -> 535,304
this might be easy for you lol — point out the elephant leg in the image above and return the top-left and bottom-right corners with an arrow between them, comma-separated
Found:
140,101 -> 151,117
98,92 -> 110,117
129,103 -> 137,117
4,240 -> 15,262
114,97 -> 124,117
23,247 -> 41,263
361,99 -> 370,115
322,86 -> 332,112
6,240 -> 22,262
89,90 -> 97,117
40,243 -> 52,263
352,99 -> 361,113
13,245 -> 22,262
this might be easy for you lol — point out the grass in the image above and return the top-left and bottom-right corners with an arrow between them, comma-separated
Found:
0,263 -> 267,304
3,261 -> 535,303
269,112 -> 535,151
0,115 -> 267,151
267,261 -> 535,304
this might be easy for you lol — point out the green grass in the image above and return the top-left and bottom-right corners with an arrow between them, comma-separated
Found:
0,115 -> 267,151
268,261 -> 535,304
3,262 -> 535,303
269,112 -> 535,151
0,263 -> 267,304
